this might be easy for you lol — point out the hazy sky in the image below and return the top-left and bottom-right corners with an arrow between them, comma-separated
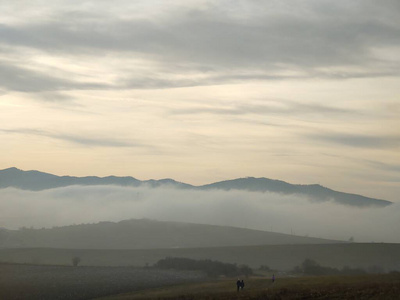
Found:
1,0 -> 399,202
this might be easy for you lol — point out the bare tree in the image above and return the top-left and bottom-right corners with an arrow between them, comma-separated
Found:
72,256 -> 81,267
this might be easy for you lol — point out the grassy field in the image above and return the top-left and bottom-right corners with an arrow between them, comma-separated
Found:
1,243 -> 400,271
0,263 -> 205,300
97,272 -> 400,300
1,262 -> 399,299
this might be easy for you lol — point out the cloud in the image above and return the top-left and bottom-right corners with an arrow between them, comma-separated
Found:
170,100 -> 353,117
0,128 -> 145,148
0,0 -> 399,92
308,132 -> 400,149
0,61 -> 108,93
365,160 -> 400,173
0,185 -> 399,243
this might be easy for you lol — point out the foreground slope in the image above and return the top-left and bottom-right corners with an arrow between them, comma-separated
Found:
97,273 -> 400,300
0,263 -> 205,300
0,219 -> 339,249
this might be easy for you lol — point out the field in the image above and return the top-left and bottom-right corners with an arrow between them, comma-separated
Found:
98,273 -> 400,300
1,263 -> 399,299
0,263 -> 205,300
1,243 -> 400,271
2,243 -> 400,299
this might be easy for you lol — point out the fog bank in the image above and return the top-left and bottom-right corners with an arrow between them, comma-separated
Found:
0,186 -> 399,243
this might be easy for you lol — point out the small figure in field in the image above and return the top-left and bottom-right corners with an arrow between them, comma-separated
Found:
272,274 -> 275,283
240,279 -> 245,290
236,279 -> 241,291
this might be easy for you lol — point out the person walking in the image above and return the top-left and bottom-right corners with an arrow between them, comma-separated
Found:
236,279 -> 241,291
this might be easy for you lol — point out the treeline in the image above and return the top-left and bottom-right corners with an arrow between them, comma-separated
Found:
294,259 -> 385,276
154,257 -> 252,277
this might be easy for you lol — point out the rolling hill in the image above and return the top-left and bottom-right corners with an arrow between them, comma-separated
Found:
0,219 -> 340,249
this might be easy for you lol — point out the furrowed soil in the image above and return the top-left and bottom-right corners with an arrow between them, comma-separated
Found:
0,263 -> 205,300
97,273 -> 400,300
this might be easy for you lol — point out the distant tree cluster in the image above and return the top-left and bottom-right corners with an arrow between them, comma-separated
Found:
154,257 -> 253,277
293,259 -> 368,276
259,265 -> 273,271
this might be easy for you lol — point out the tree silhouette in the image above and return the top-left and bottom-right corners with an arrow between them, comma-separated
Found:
72,256 -> 81,267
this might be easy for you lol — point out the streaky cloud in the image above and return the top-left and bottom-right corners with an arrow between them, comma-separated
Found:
307,132 -> 400,149
0,61 -> 109,93
0,128 -> 146,148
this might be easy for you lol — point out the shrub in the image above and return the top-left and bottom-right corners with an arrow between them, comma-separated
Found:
294,259 -> 368,276
154,257 -> 252,277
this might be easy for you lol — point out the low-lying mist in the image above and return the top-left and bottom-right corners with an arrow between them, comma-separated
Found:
1,185 -> 399,243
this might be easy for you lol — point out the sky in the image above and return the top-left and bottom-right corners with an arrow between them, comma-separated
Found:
0,0 -> 399,202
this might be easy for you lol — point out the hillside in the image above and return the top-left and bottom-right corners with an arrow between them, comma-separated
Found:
0,168 -> 392,207
97,273 -> 400,300
0,219 -> 339,249
1,243 -> 399,271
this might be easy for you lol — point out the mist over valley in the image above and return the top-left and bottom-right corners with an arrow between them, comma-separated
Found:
0,168 -> 398,244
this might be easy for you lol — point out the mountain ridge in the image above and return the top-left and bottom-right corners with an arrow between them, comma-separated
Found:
0,167 -> 392,207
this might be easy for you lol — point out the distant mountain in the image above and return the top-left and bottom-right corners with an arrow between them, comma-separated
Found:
200,177 -> 392,207
0,167 -> 391,207
0,167 -> 191,190
0,219 -> 340,249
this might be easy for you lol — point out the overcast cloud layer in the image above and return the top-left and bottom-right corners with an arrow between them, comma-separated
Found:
1,186 -> 399,243
1,0 -> 400,91
0,0 -> 399,203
